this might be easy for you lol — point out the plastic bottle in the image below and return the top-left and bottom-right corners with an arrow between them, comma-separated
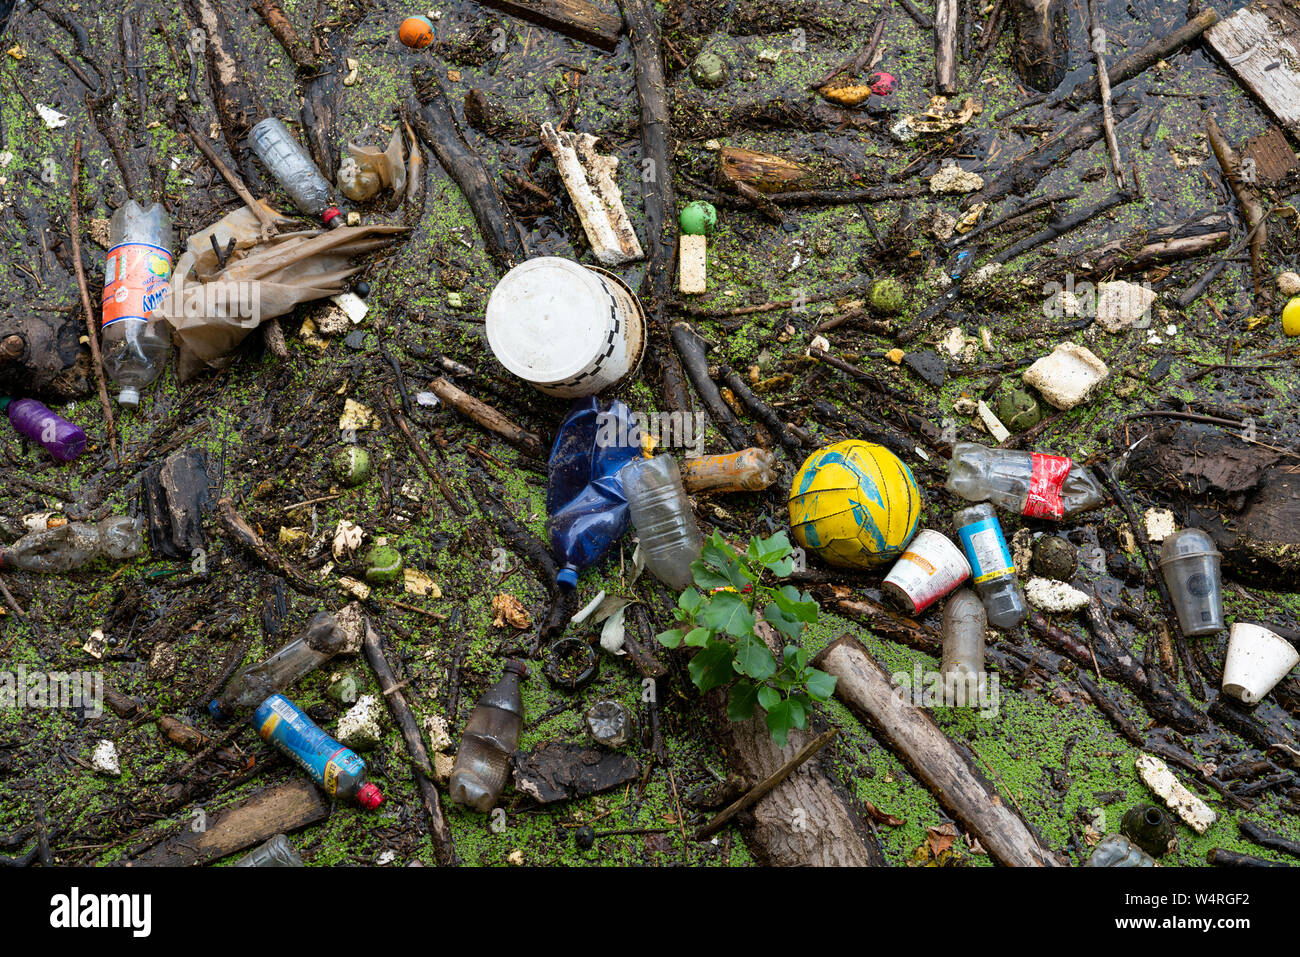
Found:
946,442 -> 1105,520
252,694 -> 383,809
953,504 -> 1026,629
620,454 -> 704,591
1,398 -> 86,463
249,118 -> 342,227
680,448 -> 777,493
1084,834 -> 1156,867
234,834 -> 304,867
940,589 -> 986,707
101,202 -> 174,406
449,660 -> 527,812
1157,529 -> 1224,636
210,612 -> 349,719
0,517 -> 141,573
546,398 -> 642,589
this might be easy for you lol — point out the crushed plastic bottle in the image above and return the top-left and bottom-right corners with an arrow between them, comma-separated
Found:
954,504 -> 1027,629
449,660 -> 527,812
0,517 -> 141,573
620,454 -> 704,591
234,834 -> 304,867
946,442 -> 1105,520
249,118 -> 343,227
1084,834 -> 1157,867
101,201 -> 174,406
546,398 -> 642,589
1,398 -> 86,463
680,448 -> 778,493
210,612 -> 349,720
252,694 -> 383,809
940,588 -> 986,706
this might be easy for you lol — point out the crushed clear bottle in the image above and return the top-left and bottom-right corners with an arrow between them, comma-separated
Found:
249,117 -> 343,227
0,517 -> 141,573
946,442 -> 1105,520
210,612 -> 350,719
620,454 -> 704,591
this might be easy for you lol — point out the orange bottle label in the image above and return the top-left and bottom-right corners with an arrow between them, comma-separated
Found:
102,242 -> 173,327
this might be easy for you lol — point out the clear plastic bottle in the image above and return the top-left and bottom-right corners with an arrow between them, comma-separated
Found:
210,612 -> 349,719
252,694 -> 384,809
940,588 -> 986,707
953,504 -> 1026,629
0,517 -> 141,573
234,834 -> 304,867
1085,834 -> 1156,867
101,202 -> 174,406
249,118 -> 342,227
946,442 -> 1105,520
620,454 -> 704,591
680,448 -> 778,493
449,660 -> 527,812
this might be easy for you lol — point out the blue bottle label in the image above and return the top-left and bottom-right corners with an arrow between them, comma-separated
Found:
253,694 -> 364,796
958,516 -> 1015,584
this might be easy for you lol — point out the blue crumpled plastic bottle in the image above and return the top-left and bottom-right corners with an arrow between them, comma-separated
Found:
546,397 -> 642,589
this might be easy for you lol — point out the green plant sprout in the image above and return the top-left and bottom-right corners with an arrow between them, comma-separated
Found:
656,530 -> 836,747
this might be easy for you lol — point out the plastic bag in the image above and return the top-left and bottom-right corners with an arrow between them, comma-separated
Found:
152,203 -> 407,380
338,127 -> 407,203
546,398 -> 643,589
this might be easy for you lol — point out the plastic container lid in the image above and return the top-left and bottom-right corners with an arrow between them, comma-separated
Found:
1158,528 -> 1220,565
557,565 -> 579,589
118,387 -> 140,406
485,258 -> 614,386
356,783 -> 384,810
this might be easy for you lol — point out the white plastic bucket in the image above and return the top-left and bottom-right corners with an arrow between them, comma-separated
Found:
1222,622 -> 1299,705
485,257 -> 646,398
882,529 -> 972,614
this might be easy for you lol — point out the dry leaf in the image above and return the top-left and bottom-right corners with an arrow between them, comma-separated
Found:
404,567 -> 442,598
492,593 -> 532,629
863,801 -> 905,827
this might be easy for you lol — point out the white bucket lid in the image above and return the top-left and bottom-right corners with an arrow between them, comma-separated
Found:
486,257 -> 616,386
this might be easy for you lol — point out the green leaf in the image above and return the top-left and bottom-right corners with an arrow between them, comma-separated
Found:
683,626 -> 711,648
656,628 -> 684,649
690,560 -> 732,591
735,634 -> 777,680
763,603 -> 805,640
701,592 -> 755,638
677,587 -> 704,616
757,685 -> 781,712
773,584 -> 819,623
701,533 -> 737,572
765,699 -> 796,747
788,695 -> 809,730
804,668 -> 837,701
689,640 -> 737,693
727,680 -> 759,722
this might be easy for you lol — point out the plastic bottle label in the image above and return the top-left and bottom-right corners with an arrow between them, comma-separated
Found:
254,695 -> 363,796
1024,453 -> 1072,519
102,242 -> 173,328
958,517 -> 1014,584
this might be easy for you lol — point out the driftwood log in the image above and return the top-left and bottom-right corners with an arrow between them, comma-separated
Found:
408,66 -> 529,272
815,634 -> 1063,866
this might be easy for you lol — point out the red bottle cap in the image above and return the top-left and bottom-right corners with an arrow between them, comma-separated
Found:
356,783 -> 384,810
322,206 -> 343,227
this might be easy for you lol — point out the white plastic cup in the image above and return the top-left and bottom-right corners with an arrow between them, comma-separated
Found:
485,257 -> 646,398
882,529 -> 972,614
1222,623 -> 1300,705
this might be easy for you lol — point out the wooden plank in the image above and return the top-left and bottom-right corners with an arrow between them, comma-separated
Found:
1246,126 -> 1299,184
124,778 -> 329,867
475,0 -> 623,52
1207,1 -> 1300,136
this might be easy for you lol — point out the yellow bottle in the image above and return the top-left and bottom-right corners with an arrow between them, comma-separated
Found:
681,448 -> 778,493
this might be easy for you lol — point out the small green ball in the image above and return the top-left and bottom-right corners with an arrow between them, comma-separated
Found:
993,387 -> 1042,433
332,446 -> 372,487
868,278 -> 907,315
364,545 -> 403,585
679,201 -> 717,236
689,52 -> 728,89
1030,536 -> 1078,581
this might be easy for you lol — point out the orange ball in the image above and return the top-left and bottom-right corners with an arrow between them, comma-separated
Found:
399,16 -> 435,49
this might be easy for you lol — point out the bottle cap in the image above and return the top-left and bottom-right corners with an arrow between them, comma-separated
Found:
207,699 -> 230,721
505,660 -> 529,678
557,565 -> 579,589
118,387 -> 141,406
322,206 -> 343,227
356,783 -> 384,810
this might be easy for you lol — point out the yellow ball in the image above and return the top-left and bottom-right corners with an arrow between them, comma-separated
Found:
788,440 -> 921,569
1283,296 -> 1300,337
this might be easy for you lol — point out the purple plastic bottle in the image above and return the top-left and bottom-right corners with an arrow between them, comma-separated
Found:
1,398 -> 87,463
